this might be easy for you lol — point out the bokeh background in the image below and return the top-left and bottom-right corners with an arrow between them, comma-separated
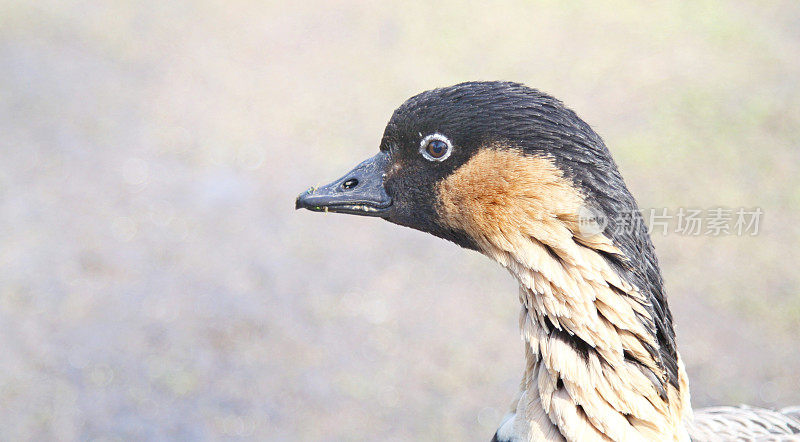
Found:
1,0 -> 799,440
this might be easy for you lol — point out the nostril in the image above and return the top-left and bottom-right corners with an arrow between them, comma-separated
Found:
342,178 -> 359,189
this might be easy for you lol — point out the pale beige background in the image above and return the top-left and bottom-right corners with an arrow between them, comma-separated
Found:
1,0 -> 799,440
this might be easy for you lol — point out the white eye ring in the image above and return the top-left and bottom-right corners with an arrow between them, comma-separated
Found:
419,133 -> 453,162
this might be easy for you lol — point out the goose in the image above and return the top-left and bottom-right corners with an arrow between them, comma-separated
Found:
295,81 -> 800,441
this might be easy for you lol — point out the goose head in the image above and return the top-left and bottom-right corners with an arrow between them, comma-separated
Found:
296,81 -> 642,262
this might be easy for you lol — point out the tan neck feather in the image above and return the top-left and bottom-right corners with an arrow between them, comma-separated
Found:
436,148 -> 691,441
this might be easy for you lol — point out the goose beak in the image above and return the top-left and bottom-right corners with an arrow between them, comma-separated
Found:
295,151 -> 392,218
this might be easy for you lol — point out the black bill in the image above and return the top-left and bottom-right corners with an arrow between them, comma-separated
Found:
295,151 -> 392,218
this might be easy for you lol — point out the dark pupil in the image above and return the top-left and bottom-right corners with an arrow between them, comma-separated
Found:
428,140 -> 447,157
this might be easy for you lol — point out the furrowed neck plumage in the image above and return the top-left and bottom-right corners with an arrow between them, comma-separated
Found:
436,147 -> 692,441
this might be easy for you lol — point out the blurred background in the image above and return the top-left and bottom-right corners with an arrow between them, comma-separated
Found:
1,0 -> 799,440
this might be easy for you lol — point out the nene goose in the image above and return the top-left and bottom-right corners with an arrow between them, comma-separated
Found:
295,82 -> 800,441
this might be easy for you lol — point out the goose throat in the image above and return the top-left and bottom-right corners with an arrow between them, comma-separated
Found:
436,148 -> 692,441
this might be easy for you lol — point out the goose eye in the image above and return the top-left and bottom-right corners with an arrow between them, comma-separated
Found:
427,140 -> 447,158
419,134 -> 453,162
